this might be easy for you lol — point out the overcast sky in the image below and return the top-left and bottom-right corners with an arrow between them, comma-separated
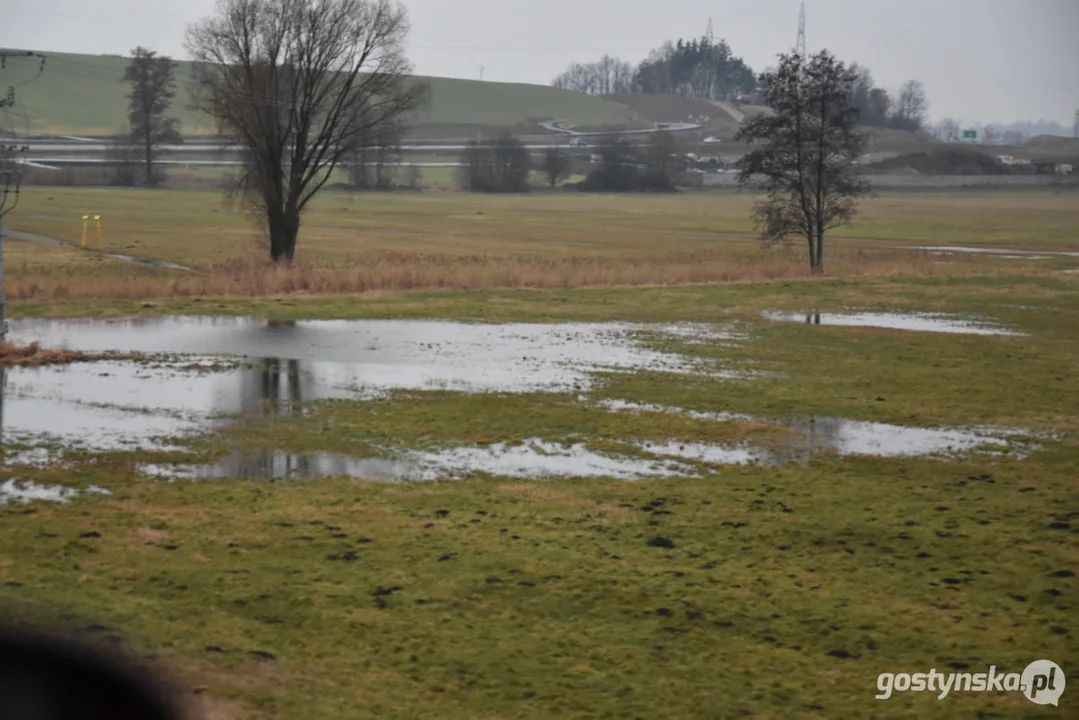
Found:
2,0 -> 1077,126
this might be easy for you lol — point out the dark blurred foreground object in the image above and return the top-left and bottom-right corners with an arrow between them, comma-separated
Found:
0,626 -> 187,720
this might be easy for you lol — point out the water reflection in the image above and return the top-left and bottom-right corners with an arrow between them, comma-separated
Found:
0,350 -> 358,454
246,357 -> 304,415
143,450 -> 419,482
765,310 -> 1023,336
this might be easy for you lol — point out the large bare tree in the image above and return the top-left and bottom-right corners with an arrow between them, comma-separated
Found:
186,0 -> 428,261
735,50 -> 870,274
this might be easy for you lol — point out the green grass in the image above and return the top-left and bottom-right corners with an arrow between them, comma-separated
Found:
2,273 -> 1077,718
8,187 -> 1078,268
2,188 -> 1079,718
4,51 -> 644,136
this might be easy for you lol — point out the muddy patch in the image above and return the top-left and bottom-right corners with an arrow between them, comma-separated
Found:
763,310 -> 1023,336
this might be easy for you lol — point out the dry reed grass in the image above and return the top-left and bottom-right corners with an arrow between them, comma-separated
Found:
0,341 -> 136,367
6,248 -> 945,301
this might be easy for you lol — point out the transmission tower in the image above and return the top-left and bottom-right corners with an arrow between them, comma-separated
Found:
0,49 -> 47,342
705,18 -> 715,45
1074,108 -> 1078,139
796,3 -> 807,58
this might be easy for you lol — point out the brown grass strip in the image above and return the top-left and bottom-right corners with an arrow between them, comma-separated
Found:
0,341 -> 138,368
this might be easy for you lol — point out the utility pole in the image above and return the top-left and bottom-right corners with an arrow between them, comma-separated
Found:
1074,109 -> 1078,139
479,66 -> 484,82
796,3 -> 807,59
0,50 -> 47,342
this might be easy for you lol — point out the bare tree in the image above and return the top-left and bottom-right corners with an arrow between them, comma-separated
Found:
891,80 -> 929,132
186,0 -> 429,261
641,130 -> 679,190
551,55 -> 635,95
123,47 -> 182,187
458,135 -> 532,193
350,111 -> 405,189
372,116 -> 405,188
541,145 -> 571,189
935,117 -> 960,142
736,50 -> 870,274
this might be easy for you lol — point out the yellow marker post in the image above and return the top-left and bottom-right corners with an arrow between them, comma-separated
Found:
95,215 -> 102,252
81,215 -> 89,247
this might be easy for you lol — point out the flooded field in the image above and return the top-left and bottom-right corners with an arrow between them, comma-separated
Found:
762,310 -> 1024,335
3,317 -> 733,455
1,314 -> 1041,479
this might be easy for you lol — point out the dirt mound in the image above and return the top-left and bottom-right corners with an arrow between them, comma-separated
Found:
1024,134 -> 1079,152
861,148 -> 1013,175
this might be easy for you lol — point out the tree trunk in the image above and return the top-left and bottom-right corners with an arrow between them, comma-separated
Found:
145,127 -> 154,187
815,225 -> 825,275
268,206 -> 300,262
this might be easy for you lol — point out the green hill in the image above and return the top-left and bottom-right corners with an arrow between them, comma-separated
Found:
0,50 -> 644,136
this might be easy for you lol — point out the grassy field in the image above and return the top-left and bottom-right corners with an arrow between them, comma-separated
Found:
2,272 -> 1078,719
5,187 -> 1078,305
1,187 -> 1078,718
2,51 -> 644,136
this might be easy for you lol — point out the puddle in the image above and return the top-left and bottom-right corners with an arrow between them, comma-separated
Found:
0,479 -> 111,506
3,318 -> 731,452
635,440 -> 764,465
138,405 -> 1028,483
649,323 -> 746,345
141,440 -> 701,482
763,311 -> 1023,336
3,317 -> 1037,475
910,245 -> 1079,258
139,451 -> 420,482
8,318 -> 716,385
0,357 -> 373,452
600,399 -> 1029,460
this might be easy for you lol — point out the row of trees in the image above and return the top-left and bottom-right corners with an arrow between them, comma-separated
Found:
106,0 -> 875,277
553,37 -> 930,132
552,37 -> 757,101
458,133 -> 684,194
848,64 -> 929,131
